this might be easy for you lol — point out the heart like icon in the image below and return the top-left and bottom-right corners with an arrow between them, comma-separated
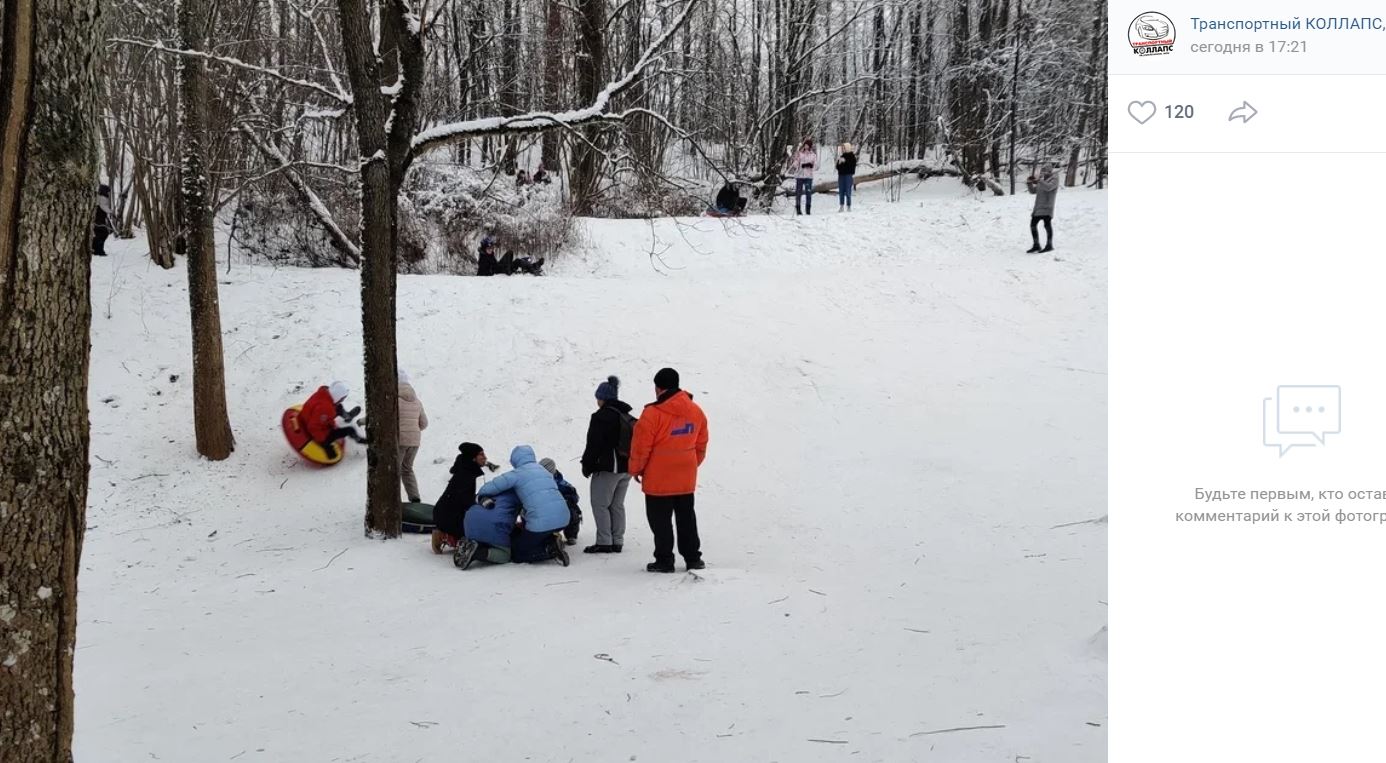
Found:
1128,100 -> 1157,125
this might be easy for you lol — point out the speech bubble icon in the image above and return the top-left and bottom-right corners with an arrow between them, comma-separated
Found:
1263,397 -> 1318,456
1276,385 -> 1341,444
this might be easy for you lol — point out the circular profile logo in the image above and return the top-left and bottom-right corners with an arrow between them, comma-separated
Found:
1129,11 -> 1175,56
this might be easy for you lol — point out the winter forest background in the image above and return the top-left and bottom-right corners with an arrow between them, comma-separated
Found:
1,0 -> 1109,757
105,0 -> 1109,273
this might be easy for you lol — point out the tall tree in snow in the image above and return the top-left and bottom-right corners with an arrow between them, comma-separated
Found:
335,0 -> 425,537
0,0 -> 102,757
178,0 -> 236,460
570,0 -> 607,214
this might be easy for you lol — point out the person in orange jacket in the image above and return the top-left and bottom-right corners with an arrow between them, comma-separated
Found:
628,367 -> 709,573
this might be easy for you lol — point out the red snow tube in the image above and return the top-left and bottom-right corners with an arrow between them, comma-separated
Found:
281,405 -> 345,466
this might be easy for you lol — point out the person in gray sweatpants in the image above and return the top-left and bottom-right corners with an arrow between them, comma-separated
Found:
580,375 -> 636,553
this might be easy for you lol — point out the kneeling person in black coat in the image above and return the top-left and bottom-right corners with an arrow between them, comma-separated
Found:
431,442 -> 498,554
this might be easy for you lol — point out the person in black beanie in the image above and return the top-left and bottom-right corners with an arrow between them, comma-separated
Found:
431,442 -> 497,554
581,375 -> 637,553
629,367 -> 710,572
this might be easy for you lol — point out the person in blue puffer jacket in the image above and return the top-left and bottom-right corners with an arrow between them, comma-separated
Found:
456,489 -> 521,568
461,445 -> 570,567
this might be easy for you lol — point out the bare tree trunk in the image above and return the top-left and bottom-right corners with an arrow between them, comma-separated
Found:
178,0 -> 236,461
570,0 -> 606,214
1066,0 -> 1105,187
1007,0 -> 1022,194
336,0 -> 422,538
499,0 -> 520,173
540,0 -> 564,169
0,0 -> 100,758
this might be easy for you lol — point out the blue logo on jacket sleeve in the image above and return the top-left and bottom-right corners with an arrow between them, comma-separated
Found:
670,423 -> 694,436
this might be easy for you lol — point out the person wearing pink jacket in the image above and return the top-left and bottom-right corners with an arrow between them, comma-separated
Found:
790,138 -> 818,216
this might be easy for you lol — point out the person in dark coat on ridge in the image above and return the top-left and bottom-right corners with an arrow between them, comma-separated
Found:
432,442 -> 494,554
835,143 -> 857,212
580,375 -> 637,554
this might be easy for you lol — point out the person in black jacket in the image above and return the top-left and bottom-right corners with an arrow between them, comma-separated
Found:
835,143 -> 857,212
580,375 -> 636,553
92,184 -> 113,256
431,442 -> 498,554
713,183 -> 747,216
477,236 -> 499,276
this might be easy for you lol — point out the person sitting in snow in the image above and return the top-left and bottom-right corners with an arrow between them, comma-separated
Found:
458,487 -> 523,568
432,441 -> 497,554
298,380 -> 368,460
516,169 -> 532,188
477,235 -> 500,276
498,250 -> 544,276
713,182 -> 747,216
533,163 -> 552,185
455,445 -> 571,568
540,457 -> 582,546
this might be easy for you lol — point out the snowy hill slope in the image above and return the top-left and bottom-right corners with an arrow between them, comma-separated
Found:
76,179 -> 1107,761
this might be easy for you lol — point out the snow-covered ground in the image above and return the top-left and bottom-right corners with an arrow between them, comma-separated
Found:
75,179 -> 1107,762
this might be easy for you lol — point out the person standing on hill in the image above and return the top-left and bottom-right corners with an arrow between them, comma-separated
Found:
397,369 -> 429,503
1026,163 -> 1060,253
580,375 -> 636,554
791,138 -> 818,216
629,368 -> 709,573
835,143 -> 857,212
92,184 -> 113,256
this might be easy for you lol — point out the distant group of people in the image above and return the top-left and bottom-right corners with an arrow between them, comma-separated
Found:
476,235 -> 544,276
515,163 -> 552,188
788,137 -> 857,215
376,367 -> 709,573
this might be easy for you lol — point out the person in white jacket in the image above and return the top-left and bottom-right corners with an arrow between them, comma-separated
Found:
790,138 -> 818,216
397,369 -> 429,502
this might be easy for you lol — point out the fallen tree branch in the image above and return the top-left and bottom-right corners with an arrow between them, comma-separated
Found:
909,724 -> 1007,737
238,126 -> 362,267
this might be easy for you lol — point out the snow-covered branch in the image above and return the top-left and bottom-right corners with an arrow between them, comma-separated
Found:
284,0 -> 348,98
409,0 -> 700,158
112,38 -> 353,106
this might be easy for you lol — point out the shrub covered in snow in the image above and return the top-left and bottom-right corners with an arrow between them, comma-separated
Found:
231,163 -> 574,275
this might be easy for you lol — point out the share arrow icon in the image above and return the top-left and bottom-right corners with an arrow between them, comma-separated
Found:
1228,101 -> 1259,123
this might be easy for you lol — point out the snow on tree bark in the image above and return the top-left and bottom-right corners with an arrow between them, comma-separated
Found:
0,0 -> 101,758
336,0 -> 421,537
178,0 -> 236,461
